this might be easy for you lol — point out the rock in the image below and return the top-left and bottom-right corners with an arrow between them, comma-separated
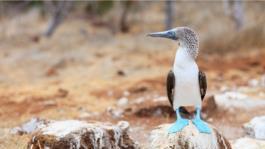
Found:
248,75 -> 265,88
28,120 -> 139,149
117,97 -> 129,107
202,95 -> 218,118
106,107 -> 124,118
232,137 -> 265,149
214,91 -> 265,110
248,79 -> 259,87
149,123 -> 231,149
79,111 -> 99,119
153,96 -> 167,102
123,91 -> 130,97
11,118 -> 49,135
244,116 -> 265,139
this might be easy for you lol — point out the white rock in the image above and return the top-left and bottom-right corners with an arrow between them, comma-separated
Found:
133,97 -> 145,104
214,91 -> 265,110
117,97 -> 129,107
248,75 -> 265,88
149,123 -> 231,149
41,120 -> 89,138
107,107 -> 124,118
28,120 -> 139,149
10,117 -> 48,135
153,96 -> 167,102
79,111 -> 99,119
248,79 -> 259,87
123,90 -> 130,96
232,137 -> 265,149
220,85 -> 229,92
244,116 -> 265,139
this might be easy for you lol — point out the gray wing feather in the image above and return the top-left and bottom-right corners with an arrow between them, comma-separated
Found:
167,70 -> 175,107
199,70 -> 207,100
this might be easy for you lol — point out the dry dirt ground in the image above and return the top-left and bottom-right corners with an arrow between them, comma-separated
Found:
0,8 -> 265,148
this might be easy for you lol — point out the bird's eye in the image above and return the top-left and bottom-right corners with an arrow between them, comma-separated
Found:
167,31 -> 177,40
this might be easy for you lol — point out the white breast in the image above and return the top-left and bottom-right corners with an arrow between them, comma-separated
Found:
172,47 -> 201,110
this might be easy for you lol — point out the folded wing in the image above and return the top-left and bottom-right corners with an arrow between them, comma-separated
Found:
167,70 -> 175,107
198,70 -> 207,100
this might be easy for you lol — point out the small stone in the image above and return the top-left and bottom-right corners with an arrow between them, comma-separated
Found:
134,97 -> 145,104
117,97 -> 129,107
244,116 -> 265,139
123,90 -> 130,97
117,121 -> 130,131
214,91 -> 265,110
79,111 -> 99,119
232,137 -> 265,149
107,107 -> 124,118
153,96 -> 167,102
56,88 -> 68,98
117,70 -> 126,76
10,118 -> 49,135
248,79 -> 259,87
42,100 -> 56,107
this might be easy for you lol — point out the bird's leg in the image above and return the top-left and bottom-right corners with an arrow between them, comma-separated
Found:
192,106 -> 211,134
168,107 -> 189,133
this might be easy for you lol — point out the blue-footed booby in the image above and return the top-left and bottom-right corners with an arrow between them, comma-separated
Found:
148,27 -> 211,134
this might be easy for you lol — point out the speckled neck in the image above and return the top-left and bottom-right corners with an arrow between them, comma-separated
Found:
180,39 -> 199,60
177,27 -> 199,59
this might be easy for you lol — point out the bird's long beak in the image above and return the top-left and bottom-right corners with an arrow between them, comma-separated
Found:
147,29 -> 176,40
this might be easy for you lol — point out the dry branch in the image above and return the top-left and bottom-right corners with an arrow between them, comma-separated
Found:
44,1 -> 73,37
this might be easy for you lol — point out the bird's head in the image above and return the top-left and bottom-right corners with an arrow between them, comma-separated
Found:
147,27 -> 199,58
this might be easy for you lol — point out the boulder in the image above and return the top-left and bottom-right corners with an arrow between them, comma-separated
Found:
27,120 -> 139,149
11,118 -> 49,135
149,122 -> 231,149
232,137 -> 265,149
244,116 -> 265,139
214,91 -> 265,110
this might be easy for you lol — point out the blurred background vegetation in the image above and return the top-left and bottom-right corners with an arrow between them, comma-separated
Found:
0,1 -> 265,53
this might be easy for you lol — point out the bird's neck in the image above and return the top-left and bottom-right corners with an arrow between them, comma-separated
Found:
179,39 -> 199,59
173,46 -> 196,68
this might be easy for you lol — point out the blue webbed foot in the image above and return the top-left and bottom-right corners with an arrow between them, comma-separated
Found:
192,118 -> 211,134
192,107 -> 211,134
168,117 -> 189,133
168,108 -> 189,134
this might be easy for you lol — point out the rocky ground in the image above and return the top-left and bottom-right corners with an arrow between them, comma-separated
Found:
0,8 -> 265,148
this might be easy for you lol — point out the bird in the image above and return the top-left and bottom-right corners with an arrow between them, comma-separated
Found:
147,27 -> 211,134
